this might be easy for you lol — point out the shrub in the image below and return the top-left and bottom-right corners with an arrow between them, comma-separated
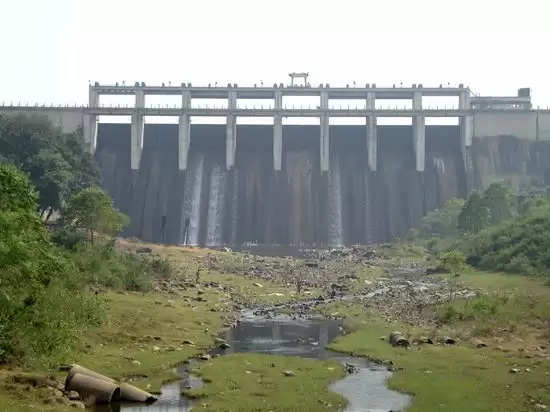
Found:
0,164 -> 103,364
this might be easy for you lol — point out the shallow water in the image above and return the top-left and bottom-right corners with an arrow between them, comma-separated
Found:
98,313 -> 410,412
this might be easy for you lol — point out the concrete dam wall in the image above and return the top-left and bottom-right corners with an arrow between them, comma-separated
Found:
97,124 -> 474,246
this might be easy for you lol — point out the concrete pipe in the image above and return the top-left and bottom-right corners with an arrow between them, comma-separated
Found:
65,373 -> 120,404
389,331 -> 410,347
65,364 -> 116,390
120,383 -> 157,403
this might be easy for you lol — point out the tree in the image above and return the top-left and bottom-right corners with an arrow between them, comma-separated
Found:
483,182 -> 515,225
440,250 -> 467,301
415,197 -> 465,238
0,114 -> 99,218
62,187 -> 129,245
458,191 -> 489,233
0,164 -> 102,362
0,164 -> 66,359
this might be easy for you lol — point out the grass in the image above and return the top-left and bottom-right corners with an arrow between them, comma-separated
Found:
185,353 -> 347,412
72,290 -> 229,393
317,269 -> 550,411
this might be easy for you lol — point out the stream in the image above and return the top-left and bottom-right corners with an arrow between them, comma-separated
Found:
97,312 -> 410,412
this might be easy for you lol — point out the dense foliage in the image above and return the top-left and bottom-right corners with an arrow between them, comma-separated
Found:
0,164 -> 102,364
461,197 -> 550,275
0,113 -> 99,218
62,186 -> 129,245
408,182 -> 550,276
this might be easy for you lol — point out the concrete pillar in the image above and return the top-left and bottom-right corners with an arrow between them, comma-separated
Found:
413,115 -> 425,172
412,91 -> 425,172
461,114 -> 473,148
177,90 -> 192,171
366,91 -> 376,111
178,114 -> 190,170
320,91 -> 330,172
226,91 -> 237,170
273,91 -> 283,171
182,90 -> 191,109
459,91 -> 470,111
459,90 -> 473,148
131,90 -> 145,170
412,91 -> 422,111
84,87 -> 99,154
367,115 -> 377,171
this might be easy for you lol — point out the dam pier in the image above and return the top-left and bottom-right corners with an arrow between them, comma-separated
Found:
2,79 -> 549,247
81,82 -> 528,173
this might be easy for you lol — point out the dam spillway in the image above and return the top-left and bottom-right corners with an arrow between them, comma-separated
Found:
4,80 -> 550,247
96,123 -> 467,246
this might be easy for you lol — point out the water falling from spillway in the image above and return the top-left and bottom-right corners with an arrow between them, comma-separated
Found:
182,154 -> 205,245
95,124 -> 489,247
206,163 -> 226,246
327,153 -> 344,246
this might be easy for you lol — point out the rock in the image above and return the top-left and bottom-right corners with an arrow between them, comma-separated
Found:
132,360 -> 141,366
509,368 -> 520,374
69,401 -> 86,409
418,336 -> 433,344
152,346 -> 161,352
535,404 -> 547,410
473,340 -> 487,348
214,338 -> 226,344
389,331 -> 410,347
283,370 -> 295,377
199,354 -> 211,361
219,343 -> 231,350
183,339 -> 195,345
443,336 -> 456,345
136,247 -> 152,254
253,282 -> 263,288
54,389 -> 64,398
344,363 -> 358,374
67,391 -> 80,401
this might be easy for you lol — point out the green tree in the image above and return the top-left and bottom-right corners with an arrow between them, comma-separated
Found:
440,250 -> 467,301
0,113 -> 99,219
416,197 -> 465,238
483,182 -> 515,225
0,163 -> 93,361
63,187 -> 129,245
458,191 -> 489,233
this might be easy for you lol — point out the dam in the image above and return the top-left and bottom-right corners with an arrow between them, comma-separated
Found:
3,79 -> 550,246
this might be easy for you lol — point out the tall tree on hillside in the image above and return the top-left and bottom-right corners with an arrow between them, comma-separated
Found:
0,114 -> 99,219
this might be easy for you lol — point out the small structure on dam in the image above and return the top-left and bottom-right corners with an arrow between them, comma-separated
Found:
2,79 -> 550,247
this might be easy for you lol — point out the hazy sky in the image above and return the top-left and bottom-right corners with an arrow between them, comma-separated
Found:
2,0 -> 550,108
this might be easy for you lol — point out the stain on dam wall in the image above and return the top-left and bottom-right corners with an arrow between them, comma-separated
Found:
97,124 -> 548,247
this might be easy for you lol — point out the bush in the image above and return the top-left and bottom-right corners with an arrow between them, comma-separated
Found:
460,202 -> 550,276
0,164 -> 103,364
69,244 -> 174,292
437,294 -> 508,324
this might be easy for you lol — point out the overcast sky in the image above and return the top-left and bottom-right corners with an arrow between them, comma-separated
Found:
2,0 -> 550,108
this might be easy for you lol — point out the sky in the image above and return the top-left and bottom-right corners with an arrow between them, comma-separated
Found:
1,0 -> 550,111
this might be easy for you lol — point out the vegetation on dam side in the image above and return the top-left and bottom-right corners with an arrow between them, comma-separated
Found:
0,113 -> 549,411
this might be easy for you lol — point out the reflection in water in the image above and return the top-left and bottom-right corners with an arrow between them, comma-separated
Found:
98,314 -> 410,412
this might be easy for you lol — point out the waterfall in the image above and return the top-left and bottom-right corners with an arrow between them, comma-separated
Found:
327,154 -> 344,246
181,154 -> 204,245
433,156 -> 446,175
205,163 -> 226,246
